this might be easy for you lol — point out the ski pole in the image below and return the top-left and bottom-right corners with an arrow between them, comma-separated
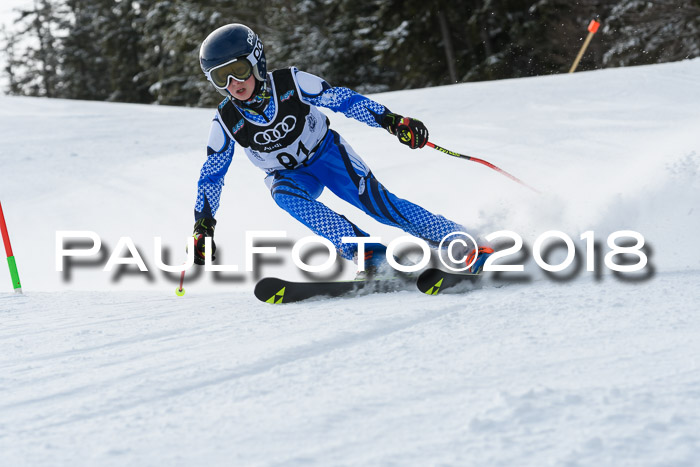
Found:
176,238 -> 198,296
0,201 -> 22,293
426,142 -> 541,194
176,269 -> 186,296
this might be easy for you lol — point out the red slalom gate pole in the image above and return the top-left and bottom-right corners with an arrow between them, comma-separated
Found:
0,201 -> 23,293
426,142 -> 541,194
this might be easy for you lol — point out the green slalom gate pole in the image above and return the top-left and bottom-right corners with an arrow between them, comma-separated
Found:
0,201 -> 22,293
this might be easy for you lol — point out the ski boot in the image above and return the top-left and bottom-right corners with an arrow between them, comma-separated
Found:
354,243 -> 390,280
465,246 -> 494,274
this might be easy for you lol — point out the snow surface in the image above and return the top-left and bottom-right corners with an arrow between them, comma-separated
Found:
1,59 -> 700,465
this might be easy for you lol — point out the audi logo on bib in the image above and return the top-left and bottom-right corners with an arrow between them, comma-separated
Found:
254,116 -> 297,145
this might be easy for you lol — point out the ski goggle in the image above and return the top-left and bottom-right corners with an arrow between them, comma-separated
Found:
205,38 -> 262,89
207,57 -> 254,88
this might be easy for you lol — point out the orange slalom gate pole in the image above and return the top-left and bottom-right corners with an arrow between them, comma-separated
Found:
569,18 -> 601,73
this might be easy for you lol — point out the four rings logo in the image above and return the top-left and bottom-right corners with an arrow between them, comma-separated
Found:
253,116 -> 297,145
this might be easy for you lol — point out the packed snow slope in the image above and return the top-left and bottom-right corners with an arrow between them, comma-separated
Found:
1,59 -> 699,466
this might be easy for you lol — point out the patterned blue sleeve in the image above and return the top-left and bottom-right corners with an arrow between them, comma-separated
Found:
293,69 -> 386,128
195,116 -> 235,220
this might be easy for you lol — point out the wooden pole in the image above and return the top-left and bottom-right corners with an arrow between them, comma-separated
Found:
569,19 -> 601,74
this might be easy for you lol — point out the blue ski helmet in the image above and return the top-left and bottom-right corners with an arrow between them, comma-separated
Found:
200,24 -> 267,96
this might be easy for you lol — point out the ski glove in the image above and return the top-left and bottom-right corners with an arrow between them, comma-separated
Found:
192,217 -> 216,265
381,112 -> 429,149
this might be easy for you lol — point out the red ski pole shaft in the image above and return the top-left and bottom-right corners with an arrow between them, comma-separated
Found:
426,142 -> 541,194
176,240 -> 196,296
176,269 -> 186,296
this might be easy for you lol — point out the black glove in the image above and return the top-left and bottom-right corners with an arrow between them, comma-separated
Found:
191,217 -> 216,265
381,111 -> 429,149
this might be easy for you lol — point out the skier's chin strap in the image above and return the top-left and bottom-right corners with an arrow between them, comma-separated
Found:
231,77 -> 271,114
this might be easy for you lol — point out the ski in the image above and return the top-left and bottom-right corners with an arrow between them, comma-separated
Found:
254,276 -> 410,304
256,269 -> 484,303
416,268 -> 482,295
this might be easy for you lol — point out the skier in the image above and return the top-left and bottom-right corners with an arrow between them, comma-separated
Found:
192,23 -> 492,276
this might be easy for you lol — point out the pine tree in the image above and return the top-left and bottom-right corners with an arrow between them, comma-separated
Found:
1,25 -> 23,95
58,0 -> 113,100
103,0 -> 151,102
603,0 -> 700,66
11,0 -> 63,97
3,0 -> 699,105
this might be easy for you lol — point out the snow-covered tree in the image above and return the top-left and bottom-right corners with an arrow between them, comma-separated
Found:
9,0 -> 63,97
603,0 -> 700,66
2,0 -> 699,104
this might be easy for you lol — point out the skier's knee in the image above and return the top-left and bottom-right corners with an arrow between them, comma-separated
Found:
271,189 -> 308,213
271,191 -> 290,209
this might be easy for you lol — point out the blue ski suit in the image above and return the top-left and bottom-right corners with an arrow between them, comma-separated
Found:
195,67 -> 466,260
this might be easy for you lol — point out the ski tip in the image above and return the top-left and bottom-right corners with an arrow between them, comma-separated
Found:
254,277 -> 287,304
416,268 -> 482,295
416,269 -> 446,295
423,278 -> 444,295
264,286 -> 286,304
